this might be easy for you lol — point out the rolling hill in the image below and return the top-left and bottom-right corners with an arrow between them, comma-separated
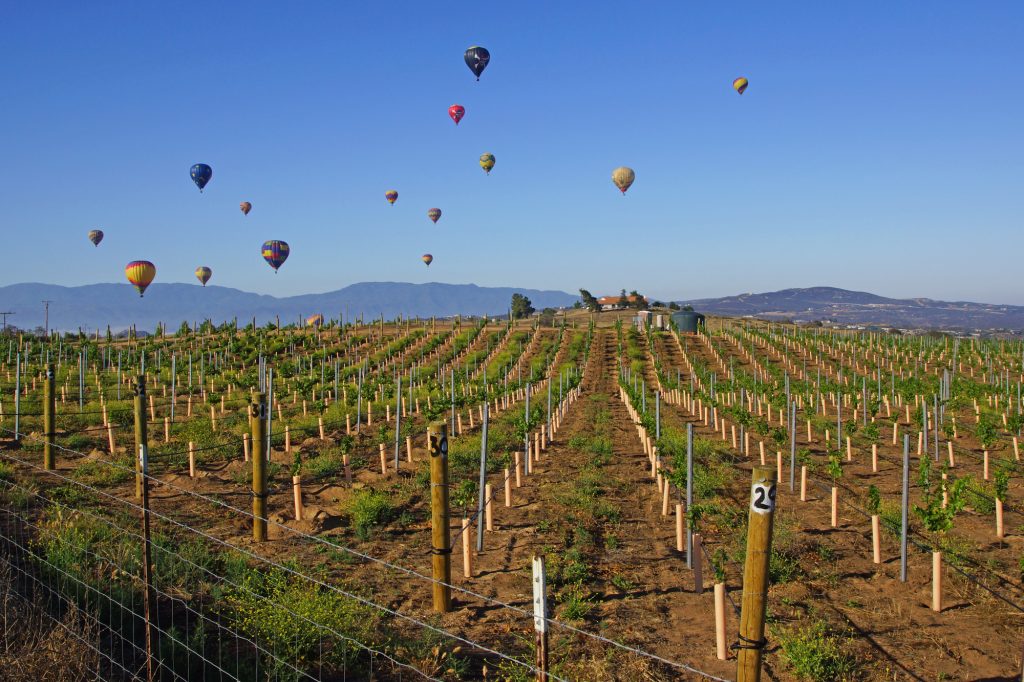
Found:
0,282 -> 579,332
679,287 -> 1024,331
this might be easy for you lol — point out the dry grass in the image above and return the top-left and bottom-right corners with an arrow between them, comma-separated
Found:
0,562 -> 101,681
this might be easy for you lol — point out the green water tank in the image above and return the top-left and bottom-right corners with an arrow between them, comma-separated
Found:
671,311 -> 706,333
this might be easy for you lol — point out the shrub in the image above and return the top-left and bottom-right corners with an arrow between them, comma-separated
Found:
779,620 -> 858,681
224,567 -> 378,677
346,490 -> 395,541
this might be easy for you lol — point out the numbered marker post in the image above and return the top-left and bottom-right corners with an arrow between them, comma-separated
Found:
737,465 -> 777,682
250,393 -> 268,542
428,422 -> 452,612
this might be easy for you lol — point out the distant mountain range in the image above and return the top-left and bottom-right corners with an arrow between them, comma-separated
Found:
0,282 -> 579,332
679,287 -> 1024,331
2,283 -> 1020,333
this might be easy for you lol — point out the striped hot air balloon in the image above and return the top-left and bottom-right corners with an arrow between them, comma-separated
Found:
733,77 -> 749,95
88,230 -> 103,247
385,190 -> 398,205
422,254 -> 433,267
195,266 -> 212,286
262,240 -> 290,272
125,261 -> 156,297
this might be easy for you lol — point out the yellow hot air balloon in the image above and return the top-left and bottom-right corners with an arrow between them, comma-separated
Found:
125,260 -> 156,297
611,167 -> 635,195
733,77 -> 749,95
195,266 -> 212,286
479,153 -> 495,174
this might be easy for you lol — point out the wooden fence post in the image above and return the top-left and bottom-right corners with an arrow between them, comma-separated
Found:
134,376 -> 147,499
250,392 -> 267,542
43,364 -> 54,470
134,374 -> 155,682
736,465 -> 777,682
428,422 -> 452,612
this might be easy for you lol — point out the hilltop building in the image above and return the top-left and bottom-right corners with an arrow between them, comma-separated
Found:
597,294 -> 648,311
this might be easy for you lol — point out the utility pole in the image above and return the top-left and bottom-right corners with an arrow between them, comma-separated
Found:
42,300 -> 52,337
0,312 -> 13,332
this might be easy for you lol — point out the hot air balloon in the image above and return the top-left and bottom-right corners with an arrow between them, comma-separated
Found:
190,163 -> 212,192
262,240 -> 290,272
385,190 -> 398,205
240,201 -> 252,215
464,46 -> 490,80
88,230 -> 103,247
125,261 -> 156,297
306,314 -> 324,327
195,266 -> 212,286
611,167 -> 635,195
448,104 -> 465,125
422,254 -> 433,267
479,153 -> 495,175
427,208 -> 442,223
733,77 -> 749,95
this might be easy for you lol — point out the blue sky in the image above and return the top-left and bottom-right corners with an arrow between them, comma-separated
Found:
2,2 -> 1021,304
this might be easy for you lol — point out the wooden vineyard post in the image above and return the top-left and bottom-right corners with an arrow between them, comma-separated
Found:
134,375 -> 147,499
900,434 -> 909,582
533,555 -> 549,681
428,422 -> 452,612
250,392 -> 268,542
134,375 -> 155,682
43,364 -> 54,470
736,465 -> 777,682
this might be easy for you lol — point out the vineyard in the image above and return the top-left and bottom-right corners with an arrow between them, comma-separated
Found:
0,313 -> 1021,680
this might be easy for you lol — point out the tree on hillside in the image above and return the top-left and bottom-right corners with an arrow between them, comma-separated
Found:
668,302 -> 681,311
617,289 -> 629,308
510,293 -> 535,320
629,290 -> 645,309
539,308 -> 556,326
579,289 -> 601,312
